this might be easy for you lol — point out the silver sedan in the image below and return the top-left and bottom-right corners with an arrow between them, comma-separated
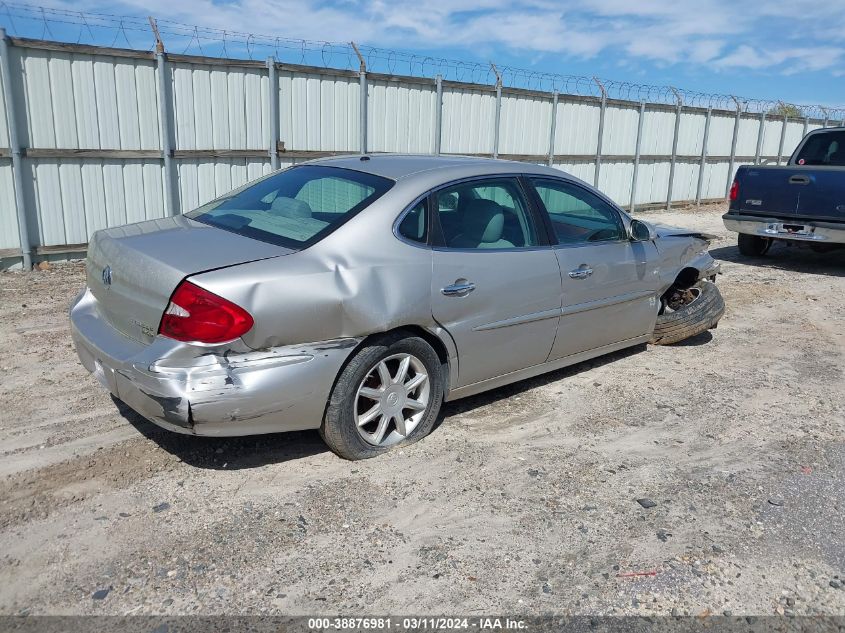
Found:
70,155 -> 722,459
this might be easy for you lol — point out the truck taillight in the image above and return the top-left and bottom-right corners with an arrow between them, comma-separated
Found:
729,179 -> 739,201
158,281 -> 253,344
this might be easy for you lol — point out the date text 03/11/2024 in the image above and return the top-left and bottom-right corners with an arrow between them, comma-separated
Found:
307,617 -> 528,630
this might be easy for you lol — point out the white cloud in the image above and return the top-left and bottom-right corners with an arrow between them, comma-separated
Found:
40,0 -> 845,77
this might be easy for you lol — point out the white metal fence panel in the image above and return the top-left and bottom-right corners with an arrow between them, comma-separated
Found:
634,161 -> 671,206
551,161 -> 594,184
761,118 -> 783,157
0,159 -> 17,250
16,49 -> 160,150
440,87 -> 496,154
640,109 -> 675,155
498,93 -> 552,155
368,79 -> 436,154
701,162 -> 730,199
601,106 -> 639,155
783,120 -> 805,157
26,158 -> 166,246
676,111 -> 706,155
172,62 -> 267,151
279,71 -> 360,152
707,115 -> 735,156
736,116 -> 762,156
554,100 -> 600,155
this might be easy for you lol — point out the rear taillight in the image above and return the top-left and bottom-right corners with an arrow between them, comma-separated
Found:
729,179 -> 739,201
158,281 -> 253,344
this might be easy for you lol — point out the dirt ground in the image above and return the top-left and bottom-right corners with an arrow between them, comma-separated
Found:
0,203 -> 844,617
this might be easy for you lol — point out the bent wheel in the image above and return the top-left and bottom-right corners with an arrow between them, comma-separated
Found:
650,280 -> 725,346
321,333 -> 444,460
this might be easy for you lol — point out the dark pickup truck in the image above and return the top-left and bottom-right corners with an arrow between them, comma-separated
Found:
723,127 -> 845,256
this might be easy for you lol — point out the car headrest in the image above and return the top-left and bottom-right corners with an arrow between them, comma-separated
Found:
271,196 -> 312,219
462,199 -> 504,243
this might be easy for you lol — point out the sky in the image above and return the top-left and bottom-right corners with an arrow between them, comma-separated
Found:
6,0 -> 845,109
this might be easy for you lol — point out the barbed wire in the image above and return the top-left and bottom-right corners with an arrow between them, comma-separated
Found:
1,2 -> 843,119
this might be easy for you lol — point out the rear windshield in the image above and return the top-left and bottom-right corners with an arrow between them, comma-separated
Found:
794,131 -> 845,166
187,165 -> 393,248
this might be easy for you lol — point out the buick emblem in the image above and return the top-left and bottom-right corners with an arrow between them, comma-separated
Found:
102,265 -> 112,287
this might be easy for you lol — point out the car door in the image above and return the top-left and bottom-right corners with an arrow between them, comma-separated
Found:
429,177 -> 562,388
527,177 -> 661,362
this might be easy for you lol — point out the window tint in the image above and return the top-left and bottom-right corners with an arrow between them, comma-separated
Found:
794,131 -> 845,166
186,165 -> 393,248
397,201 -> 427,243
434,179 -> 538,250
530,179 -> 624,244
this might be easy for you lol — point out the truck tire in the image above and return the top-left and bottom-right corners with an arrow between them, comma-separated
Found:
650,281 -> 725,346
737,233 -> 772,256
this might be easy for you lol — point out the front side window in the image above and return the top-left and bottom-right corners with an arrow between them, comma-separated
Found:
530,178 -> 624,244
187,165 -> 393,248
794,131 -> 845,166
434,179 -> 538,250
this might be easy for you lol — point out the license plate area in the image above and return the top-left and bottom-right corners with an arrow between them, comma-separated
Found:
766,222 -> 813,236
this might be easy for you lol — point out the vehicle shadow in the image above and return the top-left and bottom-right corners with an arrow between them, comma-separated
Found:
437,343 -> 649,422
113,396 -> 330,470
710,242 -> 845,276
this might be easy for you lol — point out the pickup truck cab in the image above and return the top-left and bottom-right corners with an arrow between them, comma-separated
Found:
723,127 -> 845,256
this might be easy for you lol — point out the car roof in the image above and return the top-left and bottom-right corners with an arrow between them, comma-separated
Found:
305,153 -> 568,182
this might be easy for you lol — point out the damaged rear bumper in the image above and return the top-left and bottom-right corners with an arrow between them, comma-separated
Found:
70,288 -> 360,436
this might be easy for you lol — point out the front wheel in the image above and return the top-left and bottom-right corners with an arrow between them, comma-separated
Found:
320,333 -> 444,460
737,233 -> 772,256
650,280 -> 725,345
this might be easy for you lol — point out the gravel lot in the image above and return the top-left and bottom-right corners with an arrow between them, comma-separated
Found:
1,203 -> 844,617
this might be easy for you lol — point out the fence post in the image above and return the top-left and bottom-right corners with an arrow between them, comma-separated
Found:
726,97 -> 741,197
803,116 -> 809,140
754,111 -> 765,165
149,21 -> 179,216
821,108 -> 828,129
266,57 -> 280,170
491,63 -> 502,158
776,108 -> 788,166
434,74 -> 442,156
0,29 -> 32,269
666,88 -> 682,210
695,106 -> 712,205
547,91 -> 558,167
593,77 -> 607,188
629,100 -> 645,213
155,50 -> 178,216
350,42 -> 367,154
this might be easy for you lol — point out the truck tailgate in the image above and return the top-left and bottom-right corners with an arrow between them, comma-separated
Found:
735,166 -> 800,216
795,169 -> 845,220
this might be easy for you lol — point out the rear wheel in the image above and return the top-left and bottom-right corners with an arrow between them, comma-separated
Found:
320,333 -> 444,460
650,280 -> 725,345
737,233 -> 772,256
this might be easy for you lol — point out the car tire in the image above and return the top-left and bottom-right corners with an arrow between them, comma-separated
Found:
737,233 -> 772,256
320,332 -> 444,460
650,281 -> 725,346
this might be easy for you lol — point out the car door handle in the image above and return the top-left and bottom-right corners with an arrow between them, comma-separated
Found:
789,175 -> 811,185
568,267 -> 593,279
442,281 -> 476,296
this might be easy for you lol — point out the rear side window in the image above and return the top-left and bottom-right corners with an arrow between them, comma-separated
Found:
794,131 -> 845,166
433,179 -> 539,249
397,201 -> 427,244
187,166 -> 393,248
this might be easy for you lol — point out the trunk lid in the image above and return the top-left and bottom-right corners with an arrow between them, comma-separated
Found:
86,216 -> 292,344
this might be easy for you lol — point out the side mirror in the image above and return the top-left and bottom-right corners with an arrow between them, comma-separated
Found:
629,219 -> 655,242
